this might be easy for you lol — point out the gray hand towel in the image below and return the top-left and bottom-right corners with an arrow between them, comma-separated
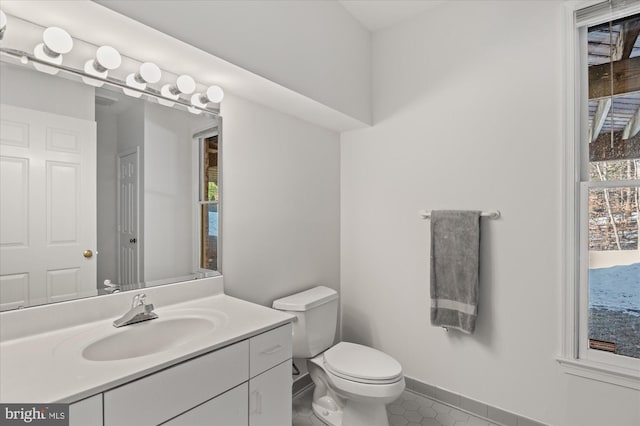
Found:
430,210 -> 481,334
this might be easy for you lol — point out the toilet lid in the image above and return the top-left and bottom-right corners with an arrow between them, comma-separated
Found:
323,342 -> 402,382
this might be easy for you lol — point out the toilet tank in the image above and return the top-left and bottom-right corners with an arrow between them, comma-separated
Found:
272,286 -> 338,358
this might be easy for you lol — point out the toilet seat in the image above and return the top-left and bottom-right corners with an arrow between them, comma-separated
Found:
323,342 -> 403,385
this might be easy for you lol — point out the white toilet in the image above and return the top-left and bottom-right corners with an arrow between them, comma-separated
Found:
273,286 -> 405,426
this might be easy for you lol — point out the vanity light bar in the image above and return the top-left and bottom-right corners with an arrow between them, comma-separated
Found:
0,47 -> 220,117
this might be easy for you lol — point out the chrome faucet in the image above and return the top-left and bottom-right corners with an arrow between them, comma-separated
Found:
113,293 -> 158,328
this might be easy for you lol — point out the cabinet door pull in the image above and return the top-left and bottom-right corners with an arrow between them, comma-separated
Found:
260,344 -> 283,355
250,390 -> 262,414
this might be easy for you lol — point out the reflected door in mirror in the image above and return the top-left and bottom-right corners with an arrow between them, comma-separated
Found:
118,149 -> 140,285
0,104 -> 97,310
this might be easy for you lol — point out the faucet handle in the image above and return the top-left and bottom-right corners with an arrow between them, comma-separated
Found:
132,293 -> 147,308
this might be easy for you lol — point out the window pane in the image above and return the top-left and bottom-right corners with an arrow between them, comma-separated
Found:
200,203 -> 218,271
587,14 -> 640,169
201,135 -> 218,201
588,96 -> 640,167
587,21 -> 614,66
590,159 -> 640,181
589,185 -> 639,250
588,186 -> 640,359
587,16 -> 640,359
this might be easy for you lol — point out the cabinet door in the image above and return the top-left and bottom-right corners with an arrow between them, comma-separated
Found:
162,383 -> 248,426
249,360 -> 291,426
69,395 -> 102,426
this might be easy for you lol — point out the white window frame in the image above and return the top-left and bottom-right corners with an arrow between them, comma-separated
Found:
559,0 -> 640,390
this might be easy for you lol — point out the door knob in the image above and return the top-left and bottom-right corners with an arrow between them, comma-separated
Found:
129,238 -> 137,244
83,250 -> 93,258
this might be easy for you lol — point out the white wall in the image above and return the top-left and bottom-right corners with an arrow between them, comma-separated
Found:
0,63 -> 94,121
95,0 -> 371,125
143,102 -> 211,283
96,106 -> 118,286
220,94 -> 341,310
116,101 -> 144,154
341,2 -> 639,426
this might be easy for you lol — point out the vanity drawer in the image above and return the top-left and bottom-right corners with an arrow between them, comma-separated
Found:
104,340 -> 249,426
249,323 -> 292,377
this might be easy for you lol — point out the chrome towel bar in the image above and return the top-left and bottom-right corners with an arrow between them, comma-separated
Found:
419,210 -> 501,220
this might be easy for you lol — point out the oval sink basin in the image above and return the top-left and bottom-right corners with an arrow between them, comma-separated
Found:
82,317 -> 214,362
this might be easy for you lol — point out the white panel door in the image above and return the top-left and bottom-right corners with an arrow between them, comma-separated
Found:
117,150 -> 140,286
0,104 -> 97,310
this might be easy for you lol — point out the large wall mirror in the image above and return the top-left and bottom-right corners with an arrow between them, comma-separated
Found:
0,58 -> 221,312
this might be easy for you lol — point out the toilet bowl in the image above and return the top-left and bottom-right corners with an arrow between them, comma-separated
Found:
307,342 -> 405,426
272,286 -> 405,426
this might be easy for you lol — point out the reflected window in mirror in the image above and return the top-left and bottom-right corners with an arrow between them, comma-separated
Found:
197,133 -> 219,273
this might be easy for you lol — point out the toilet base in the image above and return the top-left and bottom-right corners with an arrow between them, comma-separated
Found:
312,398 -> 342,426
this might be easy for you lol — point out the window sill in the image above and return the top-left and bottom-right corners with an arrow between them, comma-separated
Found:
557,356 -> 640,390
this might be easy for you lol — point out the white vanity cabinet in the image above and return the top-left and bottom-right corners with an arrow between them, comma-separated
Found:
248,324 -> 293,426
70,323 -> 292,426
69,395 -> 102,426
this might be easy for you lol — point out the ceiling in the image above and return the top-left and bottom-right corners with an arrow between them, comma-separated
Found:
337,0 -> 444,32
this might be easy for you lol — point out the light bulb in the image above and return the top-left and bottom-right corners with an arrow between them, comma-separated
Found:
159,75 -> 195,107
82,46 -> 121,87
206,85 -> 224,103
33,27 -> 73,75
123,62 -> 161,97
176,75 -> 196,94
190,85 -> 224,109
138,62 -> 161,84
43,27 -> 73,54
95,45 -> 122,70
0,10 -> 7,41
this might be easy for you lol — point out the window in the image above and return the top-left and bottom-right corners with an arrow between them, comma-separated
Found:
561,0 -> 640,389
194,129 -> 220,275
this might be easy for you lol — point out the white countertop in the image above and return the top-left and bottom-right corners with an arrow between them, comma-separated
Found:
0,290 -> 293,403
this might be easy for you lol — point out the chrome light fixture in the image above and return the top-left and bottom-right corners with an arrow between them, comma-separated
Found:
82,45 -> 122,87
0,13 -> 223,113
159,74 -> 196,107
123,62 -> 161,98
33,27 -> 73,74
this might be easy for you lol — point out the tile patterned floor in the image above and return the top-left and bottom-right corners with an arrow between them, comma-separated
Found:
293,387 -> 500,426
